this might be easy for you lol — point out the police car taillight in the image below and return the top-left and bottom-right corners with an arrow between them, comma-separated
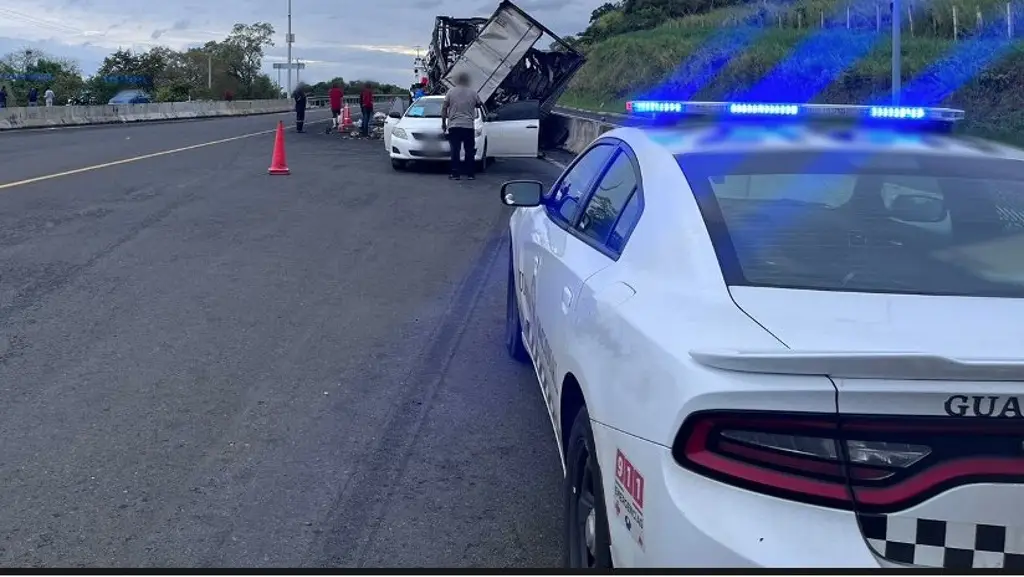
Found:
672,411 -> 1024,513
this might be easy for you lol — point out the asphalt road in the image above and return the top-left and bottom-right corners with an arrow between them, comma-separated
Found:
0,111 -> 566,568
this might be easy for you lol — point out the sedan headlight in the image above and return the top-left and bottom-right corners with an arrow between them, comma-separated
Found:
392,127 -> 408,140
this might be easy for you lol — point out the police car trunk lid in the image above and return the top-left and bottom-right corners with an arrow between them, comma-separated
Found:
696,286 -> 1024,569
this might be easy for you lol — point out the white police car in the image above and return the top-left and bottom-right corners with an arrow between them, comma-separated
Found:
499,100 -> 1024,569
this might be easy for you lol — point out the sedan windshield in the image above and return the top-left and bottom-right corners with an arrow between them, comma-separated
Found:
404,99 -> 445,118
677,151 -> 1024,298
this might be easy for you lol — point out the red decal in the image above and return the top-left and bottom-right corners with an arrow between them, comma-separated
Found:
615,449 -> 645,509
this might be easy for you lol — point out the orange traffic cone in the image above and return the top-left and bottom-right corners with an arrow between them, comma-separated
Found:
268,120 -> 290,175
341,104 -> 353,128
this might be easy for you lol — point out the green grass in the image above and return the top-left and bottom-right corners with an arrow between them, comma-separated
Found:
560,13 -> 1024,143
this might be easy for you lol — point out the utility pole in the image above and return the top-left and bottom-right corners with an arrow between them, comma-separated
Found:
286,0 -> 293,98
891,0 -> 901,104
207,52 -> 212,90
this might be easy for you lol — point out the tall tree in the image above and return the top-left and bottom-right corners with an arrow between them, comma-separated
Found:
221,22 -> 275,98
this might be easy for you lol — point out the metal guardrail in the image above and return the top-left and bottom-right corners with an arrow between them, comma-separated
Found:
306,93 -> 403,107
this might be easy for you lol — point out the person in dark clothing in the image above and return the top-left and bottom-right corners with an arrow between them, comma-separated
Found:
0,86 -> 7,108
360,84 -> 374,137
441,72 -> 484,180
292,84 -> 308,132
28,86 -> 38,107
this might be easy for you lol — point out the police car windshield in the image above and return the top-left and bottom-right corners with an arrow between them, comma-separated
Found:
405,99 -> 444,118
678,151 -> 1024,298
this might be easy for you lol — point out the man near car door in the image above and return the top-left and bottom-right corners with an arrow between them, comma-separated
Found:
441,72 -> 484,181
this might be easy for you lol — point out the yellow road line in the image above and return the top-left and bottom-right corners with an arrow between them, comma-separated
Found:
0,118 -> 328,191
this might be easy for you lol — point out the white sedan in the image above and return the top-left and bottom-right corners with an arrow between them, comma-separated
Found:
383,95 -> 541,171
500,101 -> 1024,569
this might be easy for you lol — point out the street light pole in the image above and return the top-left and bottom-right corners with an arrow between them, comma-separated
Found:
286,0 -> 293,97
891,0 -> 901,104
207,52 -> 212,90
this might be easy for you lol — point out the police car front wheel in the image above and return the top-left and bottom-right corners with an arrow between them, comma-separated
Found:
564,406 -> 613,569
504,253 -> 530,363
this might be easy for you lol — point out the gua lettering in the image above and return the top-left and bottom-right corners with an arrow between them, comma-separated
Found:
944,394 -> 1022,418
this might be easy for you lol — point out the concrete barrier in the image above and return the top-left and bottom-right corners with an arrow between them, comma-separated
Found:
0,99 -> 292,131
545,110 -> 620,155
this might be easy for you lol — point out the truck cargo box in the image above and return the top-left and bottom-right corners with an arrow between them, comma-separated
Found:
425,0 -> 585,116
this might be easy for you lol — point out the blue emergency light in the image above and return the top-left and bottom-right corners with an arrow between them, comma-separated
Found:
625,100 -> 965,124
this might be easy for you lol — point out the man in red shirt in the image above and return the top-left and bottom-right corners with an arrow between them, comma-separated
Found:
328,82 -> 344,132
360,84 -> 374,137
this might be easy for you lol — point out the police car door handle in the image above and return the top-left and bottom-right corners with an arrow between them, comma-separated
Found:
526,125 -> 538,129
561,287 -> 573,313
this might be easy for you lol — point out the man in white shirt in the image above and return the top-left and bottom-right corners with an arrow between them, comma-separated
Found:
44,88 -> 55,107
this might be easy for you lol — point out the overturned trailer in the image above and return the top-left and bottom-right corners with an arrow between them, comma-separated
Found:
425,0 -> 585,118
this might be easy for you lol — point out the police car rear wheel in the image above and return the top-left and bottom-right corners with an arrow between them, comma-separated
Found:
565,406 -> 613,569
504,252 -> 530,363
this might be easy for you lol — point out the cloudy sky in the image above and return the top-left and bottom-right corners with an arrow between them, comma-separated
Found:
0,0 -> 602,86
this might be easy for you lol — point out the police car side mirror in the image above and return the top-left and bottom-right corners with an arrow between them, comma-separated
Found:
485,112 -> 498,122
500,180 -> 543,207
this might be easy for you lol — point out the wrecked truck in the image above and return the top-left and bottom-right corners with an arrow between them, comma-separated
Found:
424,0 -> 586,150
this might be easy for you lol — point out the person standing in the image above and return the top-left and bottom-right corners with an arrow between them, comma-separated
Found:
0,85 -> 7,109
44,87 -> 55,107
27,86 -> 38,107
359,83 -> 374,137
440,72 -> 483,181
328,82 -> 343,132
292,84 -> 307,133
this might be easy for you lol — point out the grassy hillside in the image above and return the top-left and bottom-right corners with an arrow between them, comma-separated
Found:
561,2 -> 1024,142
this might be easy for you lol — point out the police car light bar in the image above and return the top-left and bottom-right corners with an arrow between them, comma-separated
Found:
625,100 -> 965,123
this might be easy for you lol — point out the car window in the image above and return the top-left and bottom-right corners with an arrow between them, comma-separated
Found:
492,100 -> 539,122
577,151 -> 638,247
678,151 -> 1024,297
405,99 -> 444,118
609,191 -> 641,253
548,143 -> 615,225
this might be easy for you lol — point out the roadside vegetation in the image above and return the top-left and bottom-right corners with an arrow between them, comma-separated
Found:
0,22 -> 405,107
559,0 -> 1024,141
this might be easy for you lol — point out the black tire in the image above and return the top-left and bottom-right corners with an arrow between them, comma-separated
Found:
564,406 -> 614,569
391,158 -> 406,170
504,248 -> 530,363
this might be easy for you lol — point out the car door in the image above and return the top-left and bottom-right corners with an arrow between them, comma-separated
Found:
383,98 -> 406,151
486,100 -> 540,158
517,140 -> 617,436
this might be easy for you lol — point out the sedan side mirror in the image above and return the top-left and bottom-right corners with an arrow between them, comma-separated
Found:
388,111 -> 402,119
500,180 -> 543,207
485,112 -> 498,122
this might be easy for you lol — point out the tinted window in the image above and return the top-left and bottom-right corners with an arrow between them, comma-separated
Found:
578,151 -> 638,246
609,192 -> 641,253
493,100 -> 539,121
678,151 -> 1024,297
548,144 -> 615,225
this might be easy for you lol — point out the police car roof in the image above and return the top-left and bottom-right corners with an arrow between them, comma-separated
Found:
618,100 -> 1024,162
630,124 -> 1024,162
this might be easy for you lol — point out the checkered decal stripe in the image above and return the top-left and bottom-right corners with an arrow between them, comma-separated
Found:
859,514 -> 1024,569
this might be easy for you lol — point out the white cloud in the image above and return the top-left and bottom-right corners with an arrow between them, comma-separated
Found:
0,0 -> 604,86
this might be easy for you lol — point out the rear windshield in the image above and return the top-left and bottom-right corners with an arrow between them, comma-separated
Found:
677,151 -> 1024,297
